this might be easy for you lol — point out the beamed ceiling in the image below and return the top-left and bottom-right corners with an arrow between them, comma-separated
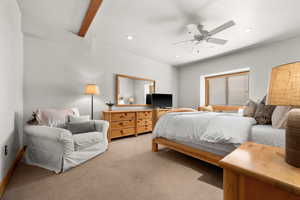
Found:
18,0 -> 300,66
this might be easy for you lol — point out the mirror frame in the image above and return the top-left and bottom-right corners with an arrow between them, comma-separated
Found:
116,74 -> 156,107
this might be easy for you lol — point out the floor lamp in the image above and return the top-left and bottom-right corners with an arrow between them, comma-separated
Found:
85,84 -> 99,120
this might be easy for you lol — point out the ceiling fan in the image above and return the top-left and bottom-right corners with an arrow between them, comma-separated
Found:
174,20 -> 236,46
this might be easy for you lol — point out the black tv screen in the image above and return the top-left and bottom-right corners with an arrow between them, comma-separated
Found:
150,93 -> 173,108
146,94 -> 152,105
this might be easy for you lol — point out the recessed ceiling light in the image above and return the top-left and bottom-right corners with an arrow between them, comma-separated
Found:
245,28 -> 253,33
175,55 -> 180,58
127,35 -> 133,40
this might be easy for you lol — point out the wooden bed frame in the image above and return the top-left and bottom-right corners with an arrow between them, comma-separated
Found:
151,106 -> 242,166
152,137 -> 224,166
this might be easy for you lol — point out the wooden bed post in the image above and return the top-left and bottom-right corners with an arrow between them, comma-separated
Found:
152,139 -> 158,152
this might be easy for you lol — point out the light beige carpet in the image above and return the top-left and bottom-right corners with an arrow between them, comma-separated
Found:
3,134 -> 223,200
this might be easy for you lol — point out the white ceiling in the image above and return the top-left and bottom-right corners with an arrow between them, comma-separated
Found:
18,0 -> 300,66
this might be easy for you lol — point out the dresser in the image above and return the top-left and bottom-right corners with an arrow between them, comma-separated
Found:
103,110 -> 152,141
220,142 -> 300,200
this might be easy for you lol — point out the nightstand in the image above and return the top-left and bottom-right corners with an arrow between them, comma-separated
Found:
220,142 -> 300,200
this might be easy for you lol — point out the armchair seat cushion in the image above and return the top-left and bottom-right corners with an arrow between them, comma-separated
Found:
73,132 -> 104,151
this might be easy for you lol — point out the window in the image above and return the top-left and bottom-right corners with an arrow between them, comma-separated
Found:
205,71 -> 249,106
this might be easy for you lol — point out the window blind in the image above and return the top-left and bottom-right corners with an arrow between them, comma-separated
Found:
206,72 -> 249,106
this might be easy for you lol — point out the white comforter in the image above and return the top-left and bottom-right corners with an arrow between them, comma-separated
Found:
153,112 -> 256,145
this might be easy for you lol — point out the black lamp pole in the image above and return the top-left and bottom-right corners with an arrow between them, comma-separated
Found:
85,84 -> 99,120
91,94 -> 94,120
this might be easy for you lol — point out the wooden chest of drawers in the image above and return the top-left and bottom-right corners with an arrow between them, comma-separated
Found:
103,110 -> 153,141
136,111 -> 152,134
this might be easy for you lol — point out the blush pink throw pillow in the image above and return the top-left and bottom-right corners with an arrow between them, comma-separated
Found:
36,108 -> 76,127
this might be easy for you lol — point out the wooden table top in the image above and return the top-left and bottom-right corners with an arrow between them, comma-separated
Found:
219,142 -> 300,196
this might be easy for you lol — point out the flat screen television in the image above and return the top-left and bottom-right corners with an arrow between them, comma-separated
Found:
146,93 -> 173,108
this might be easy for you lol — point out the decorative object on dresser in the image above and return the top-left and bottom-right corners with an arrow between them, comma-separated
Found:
267,62 -> 300,167
220,142 -> 300,200
116,74 -> 155,107
105,101 -> 114,111
85,84 -> 100,119
103,110 -> 152,141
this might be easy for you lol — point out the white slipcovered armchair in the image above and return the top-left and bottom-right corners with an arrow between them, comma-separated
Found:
24,109 -> 109,173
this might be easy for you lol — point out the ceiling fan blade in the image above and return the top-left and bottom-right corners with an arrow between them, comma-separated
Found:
208,20 -> 235,36
206,38 -> 227,45
173,39 -> 195,45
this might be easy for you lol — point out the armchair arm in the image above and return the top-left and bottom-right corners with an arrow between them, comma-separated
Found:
94,120 -> 109,137
24,125 -> 74,154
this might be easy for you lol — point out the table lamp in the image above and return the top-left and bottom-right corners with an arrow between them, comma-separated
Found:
267,62 -> 300,167
85,84 -> 99,120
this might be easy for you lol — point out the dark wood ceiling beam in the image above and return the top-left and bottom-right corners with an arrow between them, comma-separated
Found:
78,0 -> 103,37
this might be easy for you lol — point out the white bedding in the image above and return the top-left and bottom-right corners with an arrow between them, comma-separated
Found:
153,112 -> 286,156
153,112 -> 256,146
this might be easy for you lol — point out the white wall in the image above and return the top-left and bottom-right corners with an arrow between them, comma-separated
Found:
0,0 -> 23,180
178,36 -> 300,108
23,34 -> 178,120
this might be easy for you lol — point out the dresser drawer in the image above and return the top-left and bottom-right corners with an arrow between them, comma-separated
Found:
137,125 -> 152,133
137,111 -> 152,119
110,128 -> 135,138
111,120 -> 135,129
137,119 -> 152,127
111,112 -> 135,121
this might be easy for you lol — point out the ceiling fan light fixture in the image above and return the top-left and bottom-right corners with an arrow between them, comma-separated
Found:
193,49 -> 201,54
174,20 -> 235,48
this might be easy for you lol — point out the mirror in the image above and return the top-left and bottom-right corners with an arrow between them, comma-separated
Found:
116,74 -> 155,106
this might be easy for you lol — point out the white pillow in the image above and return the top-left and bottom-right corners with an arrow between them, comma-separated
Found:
68,115 -> 90,123
272,106 -> 291,129
243,99 -> 257,117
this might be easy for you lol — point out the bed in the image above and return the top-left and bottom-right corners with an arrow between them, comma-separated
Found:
152,112 -> 285,166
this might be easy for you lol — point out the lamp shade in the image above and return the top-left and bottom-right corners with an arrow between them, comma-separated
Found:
267,62 -> 300,106
85,84 -> 99,95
